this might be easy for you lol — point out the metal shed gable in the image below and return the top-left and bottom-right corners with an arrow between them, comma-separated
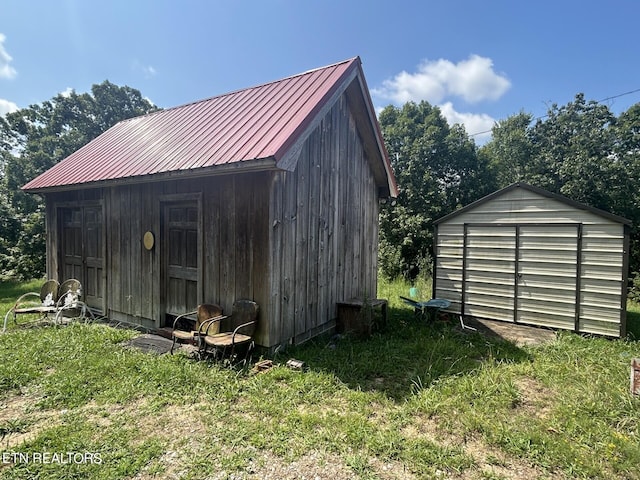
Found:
433,183 -> 631,338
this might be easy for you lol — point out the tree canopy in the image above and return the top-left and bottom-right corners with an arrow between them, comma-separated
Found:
377,101 -> 493,280
0,81 -> 157,279
378,94 -> 640,283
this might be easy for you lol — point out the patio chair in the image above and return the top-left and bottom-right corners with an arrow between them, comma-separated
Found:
54,279 -> 95,324
198,299 -> 259,362
170,303 -> 223,354
2,279 -> 60,332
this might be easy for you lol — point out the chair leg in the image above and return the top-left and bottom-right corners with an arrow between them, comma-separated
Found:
2,310 -> 13,333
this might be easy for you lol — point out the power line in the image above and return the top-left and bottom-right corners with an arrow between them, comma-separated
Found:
468,87 -> 640,138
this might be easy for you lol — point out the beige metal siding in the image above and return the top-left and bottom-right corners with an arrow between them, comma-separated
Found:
464,226 -> 516,322
578,224 -> 626,335
434,185 -> 627,337
516,225 -> 579,329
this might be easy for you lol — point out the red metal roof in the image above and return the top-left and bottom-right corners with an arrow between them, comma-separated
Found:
23,57 -> 396,196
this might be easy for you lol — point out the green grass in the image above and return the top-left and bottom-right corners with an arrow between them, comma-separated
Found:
0,278 -> 639,479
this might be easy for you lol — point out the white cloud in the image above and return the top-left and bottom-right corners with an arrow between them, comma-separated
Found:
373,54 -> 510,105
132,59 -> 157,78
373,55 -> 509,142
0,98 -> 18,116
60,87 -> 74,97
0,33 -> 17,80
439,102 -> 495,143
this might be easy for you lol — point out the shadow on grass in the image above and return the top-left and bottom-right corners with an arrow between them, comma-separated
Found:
282,306 -> 530,402
626,308 -> 640,340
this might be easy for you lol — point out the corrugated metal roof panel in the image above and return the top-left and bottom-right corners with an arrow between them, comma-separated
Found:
24,57 -> 392,192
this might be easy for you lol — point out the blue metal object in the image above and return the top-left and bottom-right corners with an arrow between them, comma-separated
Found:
400,296 -> 451,322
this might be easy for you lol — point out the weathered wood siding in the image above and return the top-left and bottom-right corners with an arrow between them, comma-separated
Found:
44,96 -> 382,348
45,172 -> 271,343
434,187 -> 628,337
268,94 -> 380,346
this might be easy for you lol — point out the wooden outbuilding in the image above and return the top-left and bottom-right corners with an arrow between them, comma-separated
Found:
23,57 -> 398,348
433,183 -> 631,337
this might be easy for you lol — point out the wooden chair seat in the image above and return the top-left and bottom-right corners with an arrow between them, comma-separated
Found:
172,330 -> 199,341
203,332 -> 252,347
14,306 -> 58,315
197,299 -> 258,362
170,303 -> 223,354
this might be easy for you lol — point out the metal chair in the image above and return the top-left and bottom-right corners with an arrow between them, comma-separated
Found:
3,279 -> 60,332
198,299 -> 259,362
400,296 -> 451,322
53,279 -> 95,324
170,303 -> 223,354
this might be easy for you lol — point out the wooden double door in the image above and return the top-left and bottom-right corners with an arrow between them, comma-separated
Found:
59,205 -> 105,310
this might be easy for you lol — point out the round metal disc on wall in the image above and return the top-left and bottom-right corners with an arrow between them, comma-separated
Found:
143,231 -> 155,250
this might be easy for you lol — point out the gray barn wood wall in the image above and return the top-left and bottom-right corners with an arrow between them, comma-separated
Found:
46,172 -> 271,342
268,94 -> 379,346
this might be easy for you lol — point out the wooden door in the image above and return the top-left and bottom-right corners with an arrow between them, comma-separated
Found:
163,202 -> 200,322
60,205 -> 104,310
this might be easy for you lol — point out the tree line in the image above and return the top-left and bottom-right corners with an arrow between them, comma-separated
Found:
1,82 -> 639,292
379,94 -> 640,285
0,82 -> 156,279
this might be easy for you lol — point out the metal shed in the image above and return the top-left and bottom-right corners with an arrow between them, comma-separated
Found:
433,182 -> 631,337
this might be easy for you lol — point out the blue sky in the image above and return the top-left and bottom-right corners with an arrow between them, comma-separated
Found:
1,0 -> 639,143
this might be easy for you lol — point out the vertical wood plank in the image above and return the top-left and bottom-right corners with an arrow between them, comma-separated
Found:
278,168 -> 298,343
250,172 -> 271,344
140,182 -> 153,321
234,174 -> 252,299
268,172 -> 284,347
219,176 -> 236,312
110,186 -> 121,314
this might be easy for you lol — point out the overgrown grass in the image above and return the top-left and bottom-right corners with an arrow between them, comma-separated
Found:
0,279 -> 639,479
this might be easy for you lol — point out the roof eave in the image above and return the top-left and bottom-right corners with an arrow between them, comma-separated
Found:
23,157 -> 278,194
275,57 -> 397,199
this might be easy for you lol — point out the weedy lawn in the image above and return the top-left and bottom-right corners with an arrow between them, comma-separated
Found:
0,278 -> 639,479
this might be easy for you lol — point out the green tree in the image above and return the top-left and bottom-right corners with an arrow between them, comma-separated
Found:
378,101 -> 492,280
0,81 -> 157,279
528,94 -> 618,207
481,111 -> 534,187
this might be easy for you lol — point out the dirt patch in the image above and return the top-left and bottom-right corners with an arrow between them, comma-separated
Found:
513,377 -> 555,420
2,390 -> 565,480
461,318 -> 557,347
402,413 -> 561,480
0,393 -> 66,449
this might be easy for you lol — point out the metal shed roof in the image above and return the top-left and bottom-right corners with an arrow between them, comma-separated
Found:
23,57 -> 396,196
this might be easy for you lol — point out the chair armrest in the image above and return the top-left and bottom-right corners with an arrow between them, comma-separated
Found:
12,292 -> 41,308
231,320 -> 255,343
199,315 -> 228,335
172,310 -> 198,330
